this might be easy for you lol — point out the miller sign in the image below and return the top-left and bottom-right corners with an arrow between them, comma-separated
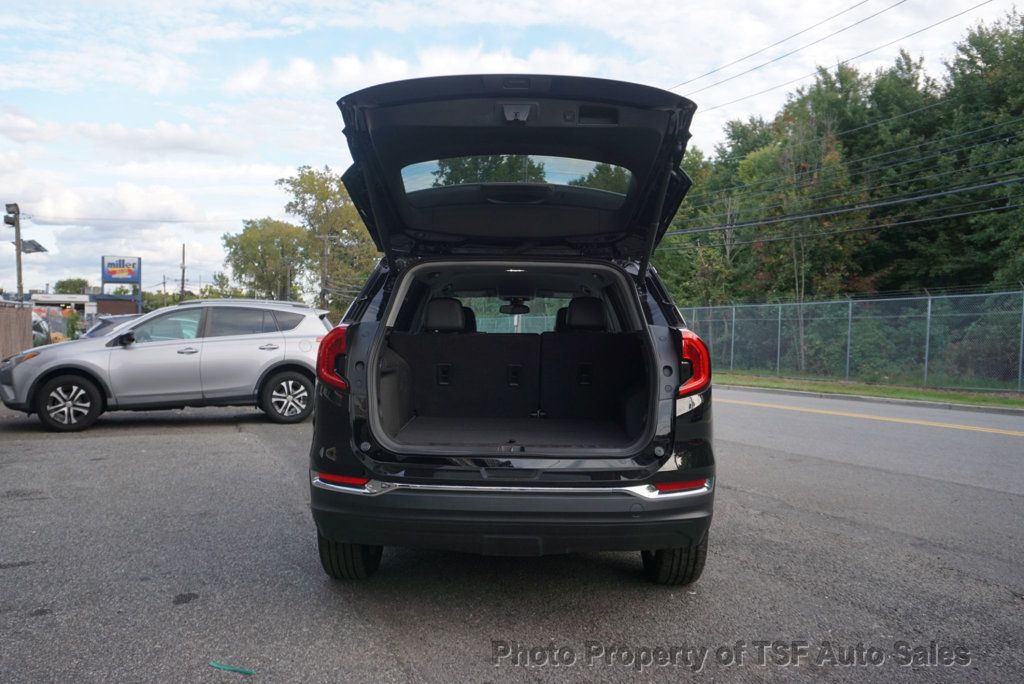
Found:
101,256 -> 142,284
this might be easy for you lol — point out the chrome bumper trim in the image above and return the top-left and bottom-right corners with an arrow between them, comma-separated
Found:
311,473 -> 714,500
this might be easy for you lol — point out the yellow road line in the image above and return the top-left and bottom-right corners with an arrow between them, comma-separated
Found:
716,398 -> 1024,437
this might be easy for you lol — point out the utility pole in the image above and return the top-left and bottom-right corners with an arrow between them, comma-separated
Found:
179,244 -> 186,301
316,234 -> 335,308
162,275 -> 167,308
4,203 -> 23,305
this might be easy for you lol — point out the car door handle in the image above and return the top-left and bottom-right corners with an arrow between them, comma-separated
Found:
258,344 -> 280,351
177,347 -> 199,355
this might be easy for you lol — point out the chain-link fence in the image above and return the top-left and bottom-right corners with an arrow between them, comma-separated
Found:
681,290 -> 1024,393
476,315 -> 557,333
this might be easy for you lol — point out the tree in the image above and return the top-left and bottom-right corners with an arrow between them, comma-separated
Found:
200,272 -> 248,299
222,218 -> 310,300
54,278 -> 89,294
569,163 -> 631,194
432,155 -> 546,186
276,165 -> 378,314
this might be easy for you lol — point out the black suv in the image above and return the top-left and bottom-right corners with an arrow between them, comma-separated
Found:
310,75 -> 713,585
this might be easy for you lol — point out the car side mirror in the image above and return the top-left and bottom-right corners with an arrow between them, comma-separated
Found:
117,331 -> 135,346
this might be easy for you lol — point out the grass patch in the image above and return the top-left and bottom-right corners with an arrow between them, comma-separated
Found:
714,372 -> 1024,409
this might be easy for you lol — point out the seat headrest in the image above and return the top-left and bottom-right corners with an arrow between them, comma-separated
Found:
566,297 -> 606,331
554,307 -> 568,332
461,306 -> 477,332
424,298 -> 465,332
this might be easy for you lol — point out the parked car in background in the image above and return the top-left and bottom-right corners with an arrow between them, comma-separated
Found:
0,300 -> 331,431
83,314 -> 140,338
309,74 -> 714,585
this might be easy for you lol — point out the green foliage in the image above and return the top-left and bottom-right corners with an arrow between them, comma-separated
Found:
54,278 -> 88,294
657,12 -> 1024,306
432,155 -> 546,186
220,165 -> 378,317
276,165 -> 378,315
568,163 -> 631,193
66,310 -> 80,339
222,218 -> 309,300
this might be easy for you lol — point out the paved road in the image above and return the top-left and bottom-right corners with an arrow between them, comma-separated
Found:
1,388 -> 1021,681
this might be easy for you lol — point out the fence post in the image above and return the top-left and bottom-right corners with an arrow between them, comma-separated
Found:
1018,289 -> 1024,393
845,299 -> 853,380
923,296 -> 933,386
776,303 -> 782,376
730,305 -> 736,371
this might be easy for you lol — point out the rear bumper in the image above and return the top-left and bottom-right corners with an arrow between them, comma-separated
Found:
310,476 -> 714,556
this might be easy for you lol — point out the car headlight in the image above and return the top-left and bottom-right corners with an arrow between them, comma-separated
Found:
6,351 -> 40,367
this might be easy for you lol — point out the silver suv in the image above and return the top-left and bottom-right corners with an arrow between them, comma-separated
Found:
0,300 -> 331,431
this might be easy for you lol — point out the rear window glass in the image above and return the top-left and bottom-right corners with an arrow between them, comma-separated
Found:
274,311 -> 305,331
207,307 -> 277,337
460,296 -> 570,333
401,155 -> 632,195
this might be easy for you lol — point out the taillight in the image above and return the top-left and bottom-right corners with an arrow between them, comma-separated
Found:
678,328 -> 711,397
654,478 -> 708,493
317,324 -> 349,391
317,472 -> 369,487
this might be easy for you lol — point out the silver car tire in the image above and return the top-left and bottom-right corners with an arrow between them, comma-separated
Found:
261,371 -> 314,424
34,374 -> 103,432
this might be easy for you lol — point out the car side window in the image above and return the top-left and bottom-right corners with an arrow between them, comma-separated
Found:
273,311 -> 305,331
206,307 -> 277,337
131,309 -> 203,344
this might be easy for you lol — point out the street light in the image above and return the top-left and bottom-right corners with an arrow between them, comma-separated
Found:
5,204 -> 48,304
17,239 -> 47,254
4,203 -> 24,303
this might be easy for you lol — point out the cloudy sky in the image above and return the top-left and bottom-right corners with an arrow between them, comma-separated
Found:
0,0 -> 1013,296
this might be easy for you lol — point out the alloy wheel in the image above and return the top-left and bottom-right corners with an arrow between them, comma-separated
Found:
270,379 -> 309,417
46,384 -> 92,425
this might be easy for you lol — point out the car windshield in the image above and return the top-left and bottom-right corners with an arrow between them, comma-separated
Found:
401,155 -> 632,194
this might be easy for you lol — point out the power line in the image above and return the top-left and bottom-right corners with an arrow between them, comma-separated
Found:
659,193 -> 1017,255
666,0 -> 873,90
680,152 -> 1024,226
687,114 -> 1024,203
658,198 -> 1023,251
681,0 -> 910,97
701,0 -> 996,112
24,215 -> 250,225
667,175 -> 1024,236
675,126 -> 1019,216
712,99 -> 947,166
707,200 -> 1023,248
682,115 -> 1024,206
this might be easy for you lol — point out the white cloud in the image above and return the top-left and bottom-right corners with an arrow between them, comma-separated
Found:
0,44 -> 192,95
0,111 -> 61,143
75,121 -> 248,157
226,58 -> 273,94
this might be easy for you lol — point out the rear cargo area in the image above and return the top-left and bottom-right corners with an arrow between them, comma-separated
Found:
376,328 -> 649,450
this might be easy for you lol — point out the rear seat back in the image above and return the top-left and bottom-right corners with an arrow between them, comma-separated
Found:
539,331 -> 644,420
389,332 -> 541,418
387,298 -> 643,423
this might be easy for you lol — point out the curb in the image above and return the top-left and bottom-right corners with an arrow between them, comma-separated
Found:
713,383 -> 1024,417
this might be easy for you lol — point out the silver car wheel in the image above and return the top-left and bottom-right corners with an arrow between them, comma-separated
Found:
46,384 -> 92,425
271,379 -> 309,417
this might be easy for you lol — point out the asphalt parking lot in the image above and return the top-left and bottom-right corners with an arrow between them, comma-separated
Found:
1,387 -> 1022,681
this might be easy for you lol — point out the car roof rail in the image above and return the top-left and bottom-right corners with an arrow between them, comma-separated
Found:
176,298 -> 313,308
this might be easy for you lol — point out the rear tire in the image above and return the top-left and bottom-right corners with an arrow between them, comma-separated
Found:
261,371 -> 314,423
642,532 -> 708,585
317,532 -> 383,580
34,374 -> 103,432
